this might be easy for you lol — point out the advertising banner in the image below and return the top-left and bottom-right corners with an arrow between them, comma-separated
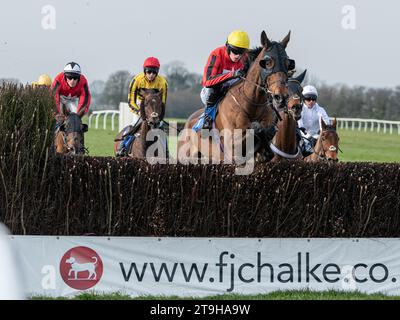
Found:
7,236 -> 400,297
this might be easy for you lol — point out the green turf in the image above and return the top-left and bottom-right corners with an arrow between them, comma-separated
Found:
31,289 -> 400,300
82,115 -> 400,162
337,128 -> 400,162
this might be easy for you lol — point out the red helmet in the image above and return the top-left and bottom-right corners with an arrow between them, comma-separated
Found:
143,57 -> 160,69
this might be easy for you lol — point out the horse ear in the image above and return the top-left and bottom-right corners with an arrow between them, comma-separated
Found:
139,88 -> 147,97
281,31 -> 291,48
261,31 -> 272,48
320,117 -> 327,131
295,69 -> 307,84
332,117 -> 337,129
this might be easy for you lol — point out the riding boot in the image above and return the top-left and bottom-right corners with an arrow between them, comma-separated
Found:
202,105 -> 214,130
263,143 -> 275,162
295,127 -> 302,146
301,138 -> 314,157
116,140 -> 127,157
202,87 -> 221,130
263,125 -> 278,141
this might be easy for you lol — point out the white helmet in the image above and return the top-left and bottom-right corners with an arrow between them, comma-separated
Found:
63,62 -> 82,75
302,85 -> 318,98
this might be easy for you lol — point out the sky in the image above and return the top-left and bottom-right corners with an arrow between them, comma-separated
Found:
0,0 -> 399,88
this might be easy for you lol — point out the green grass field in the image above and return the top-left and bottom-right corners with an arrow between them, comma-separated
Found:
83,116 -> 400,162
31,290 -> 400,300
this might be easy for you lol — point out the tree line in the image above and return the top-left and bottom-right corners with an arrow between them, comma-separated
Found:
2,63 -> 399,120
89,62 -> 400,121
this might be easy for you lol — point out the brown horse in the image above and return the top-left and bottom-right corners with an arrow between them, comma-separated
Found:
178,30 -> 293,163
54,111 -> 88,155
114,89 -> 165,158
270,70 -> 307,161
304,118 -> 340,162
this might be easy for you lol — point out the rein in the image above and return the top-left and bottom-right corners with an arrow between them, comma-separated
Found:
236,76 -> 284,121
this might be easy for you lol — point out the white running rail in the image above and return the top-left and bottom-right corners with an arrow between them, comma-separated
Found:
333,118 -> 400,135
89,110 -> 400,135
88,110 -> 119,131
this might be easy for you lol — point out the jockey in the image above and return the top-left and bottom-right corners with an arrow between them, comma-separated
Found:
116,57 -> 168,156
32,74 -> 52,87
201,30 -> 250,129
51,62 -> 91,122
297,85 -> 331,156
51,62 -> 91,151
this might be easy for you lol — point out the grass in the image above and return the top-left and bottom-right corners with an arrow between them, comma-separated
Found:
31,289 -> 400,300
82,115 -> 400,162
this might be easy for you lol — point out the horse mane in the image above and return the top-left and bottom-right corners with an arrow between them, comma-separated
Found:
243,46 -> 263,74
322,124 -> 337,133
65,113 -> 82,133
243,41 -> 281,74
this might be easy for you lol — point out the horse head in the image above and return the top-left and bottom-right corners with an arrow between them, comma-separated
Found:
59,112 -> 86,155
287,70 -> 307,121
318,118 -> 340,162
258,30 -> 294,109
139,89 -> 164,129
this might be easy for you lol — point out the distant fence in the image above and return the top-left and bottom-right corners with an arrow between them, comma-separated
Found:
88,110 -> 119,131
334,118 -> 400,135
89,109 -> 400,135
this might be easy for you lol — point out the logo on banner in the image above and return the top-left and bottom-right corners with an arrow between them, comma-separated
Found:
60,246 -> 103,290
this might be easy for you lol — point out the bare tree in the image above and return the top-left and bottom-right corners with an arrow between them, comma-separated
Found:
100,71 -> 132,109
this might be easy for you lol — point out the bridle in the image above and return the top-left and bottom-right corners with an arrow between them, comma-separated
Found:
313,129 -> 341,162
141,97 -> 163,129
232,75 -> 287,122
58,120 -> 85,154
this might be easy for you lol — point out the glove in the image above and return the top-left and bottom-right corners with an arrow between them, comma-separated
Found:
232,69 -> 245,79
299,127 -> 307,134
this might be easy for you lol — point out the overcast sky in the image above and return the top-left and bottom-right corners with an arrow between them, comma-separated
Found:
0,0 -> 398,88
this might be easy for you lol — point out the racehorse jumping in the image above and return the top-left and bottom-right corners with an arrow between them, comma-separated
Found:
178,30 -> 293,163
304,118 -> 340,162
54,107 -> 88,155
114,89 -> 165,158
269,70 -> 307,161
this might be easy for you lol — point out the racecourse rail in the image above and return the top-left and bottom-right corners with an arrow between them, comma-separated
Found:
88,107 -> 400,135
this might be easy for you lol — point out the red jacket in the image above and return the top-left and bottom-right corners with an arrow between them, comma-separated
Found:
202,46 -> 247,87
51,73 -> 91,114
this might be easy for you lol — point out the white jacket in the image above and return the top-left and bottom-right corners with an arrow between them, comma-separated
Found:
297,103 -> 331,138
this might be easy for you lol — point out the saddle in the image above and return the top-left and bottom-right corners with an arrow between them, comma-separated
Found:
114,125 -> 137,142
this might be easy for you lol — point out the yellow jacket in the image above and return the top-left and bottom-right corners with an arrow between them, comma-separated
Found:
128,73 -> 168,113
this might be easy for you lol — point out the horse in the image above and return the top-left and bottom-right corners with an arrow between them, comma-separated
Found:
304,118 -> 340,162
269,70 -> 307,162
114,89 -> 165,159
178,30 -> 293,163
54,109 -> 88,155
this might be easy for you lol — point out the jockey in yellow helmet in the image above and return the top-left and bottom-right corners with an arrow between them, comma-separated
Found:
32,74 -> 52,87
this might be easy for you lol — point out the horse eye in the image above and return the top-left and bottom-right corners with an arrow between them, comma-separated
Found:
265,58 -> 274,69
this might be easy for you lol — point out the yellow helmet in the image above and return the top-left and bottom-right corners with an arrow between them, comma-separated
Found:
37,74 -> 52,86
227,30 -> 250,49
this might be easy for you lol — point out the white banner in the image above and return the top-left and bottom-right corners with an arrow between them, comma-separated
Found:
7,236 -> 400,297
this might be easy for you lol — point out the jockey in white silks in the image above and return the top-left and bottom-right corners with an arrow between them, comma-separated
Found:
297,85 -> 331,156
